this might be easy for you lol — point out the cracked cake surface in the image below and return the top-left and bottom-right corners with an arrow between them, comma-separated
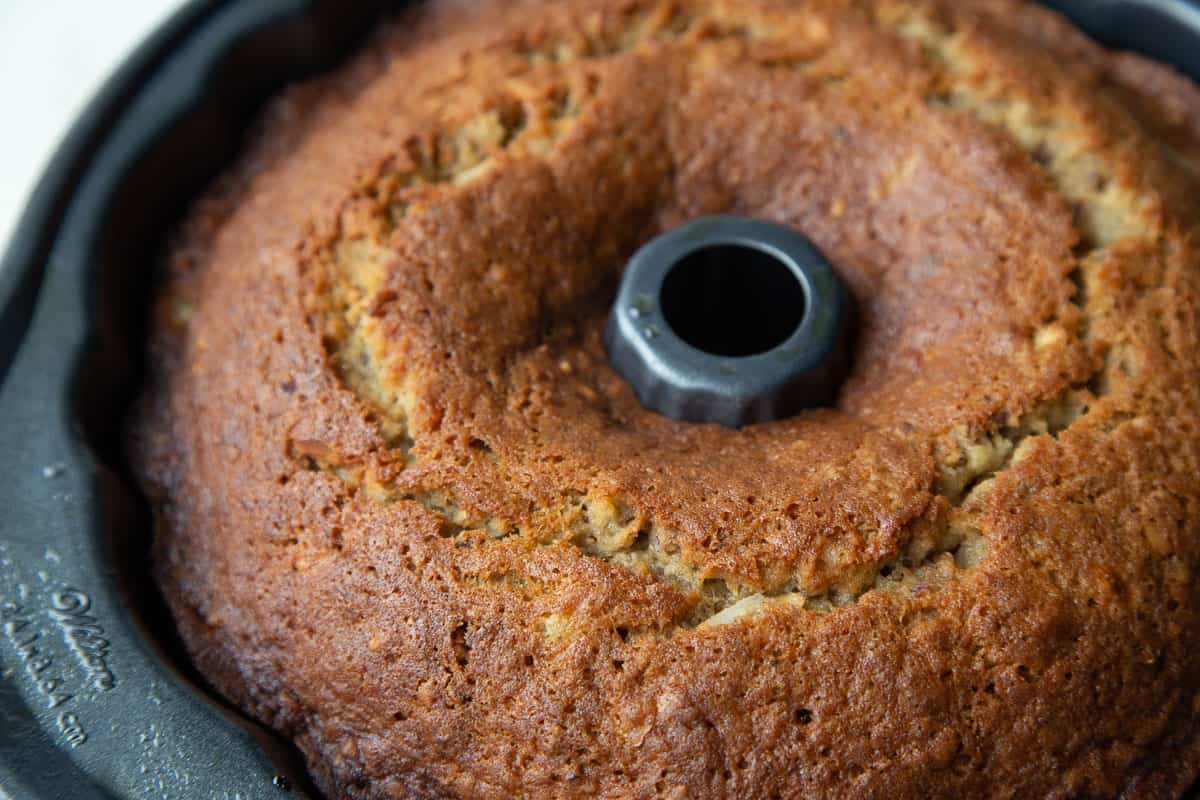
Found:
128,0 -> 1200,797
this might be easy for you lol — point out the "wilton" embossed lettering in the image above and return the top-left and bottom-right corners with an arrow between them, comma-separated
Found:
48,590 -> 115,691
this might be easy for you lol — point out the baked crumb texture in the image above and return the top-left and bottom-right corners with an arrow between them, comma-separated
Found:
130,0 -> 1200,797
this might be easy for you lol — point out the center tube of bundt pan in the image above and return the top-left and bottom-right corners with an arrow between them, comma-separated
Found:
605,215 -> 853,427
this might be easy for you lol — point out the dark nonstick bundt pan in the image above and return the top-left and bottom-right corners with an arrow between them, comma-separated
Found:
1,1 -> 1198,797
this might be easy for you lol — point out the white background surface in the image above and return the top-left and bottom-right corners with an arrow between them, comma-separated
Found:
0,1 -> 185,262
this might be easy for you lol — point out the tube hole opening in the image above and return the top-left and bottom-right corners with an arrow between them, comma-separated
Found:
660,244 -> 806,357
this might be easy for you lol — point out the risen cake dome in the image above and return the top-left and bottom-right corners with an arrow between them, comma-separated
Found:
130,1 -> 1200,797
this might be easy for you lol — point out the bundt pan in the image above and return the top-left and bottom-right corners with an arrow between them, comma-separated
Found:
0,0 -> 1198,797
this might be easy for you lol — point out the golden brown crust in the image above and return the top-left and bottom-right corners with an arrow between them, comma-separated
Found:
128,1 -> 1200,797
